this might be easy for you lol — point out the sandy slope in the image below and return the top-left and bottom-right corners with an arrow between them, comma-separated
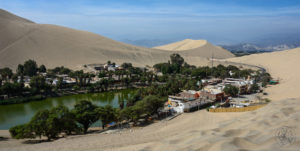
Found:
1,48 -> 300,151
227,47 -> 300,100
154,39 -> 208,51
154,39 -> 235,59
0,9 -> 233,70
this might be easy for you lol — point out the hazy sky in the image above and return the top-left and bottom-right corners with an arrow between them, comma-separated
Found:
1,0 -> 300,44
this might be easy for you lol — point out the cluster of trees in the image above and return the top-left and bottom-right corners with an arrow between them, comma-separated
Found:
10,95 -> 165,140
189,64 -> 254,80
153,53 -> 187,74
46,61 -> 157,93
0,58 -> 161,104
223,85 -> 239,97
249,83 -> 260,93
256,72 -> 272,87
223,83 -> 260,97
16,59 -> 46,77
90,62 -> 158,92
153,54 -> 254,80
0,60 -> 51,101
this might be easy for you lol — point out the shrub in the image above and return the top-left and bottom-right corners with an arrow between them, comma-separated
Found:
29,109 -> 61,140
249,83 -> 259,93
224,85 -> 239,97
10,109 -> 63,140
264,98 -> 271,103
9,124 -> 34,139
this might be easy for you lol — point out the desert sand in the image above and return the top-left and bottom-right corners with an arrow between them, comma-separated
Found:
1,47 -> 300,151
227,47 -> 300,101
154,39 -> 208,51
0,9 -> 233,71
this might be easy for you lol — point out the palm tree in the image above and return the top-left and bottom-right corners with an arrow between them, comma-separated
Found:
87,73 -> 95,85
99,79 -> 108,91
115,70 -> 121,81
121,77 -> 131,88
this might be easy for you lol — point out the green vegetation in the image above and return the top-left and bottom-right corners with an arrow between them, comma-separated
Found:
9,124 -> 35,139
30,76 -> 51,94
97,105 -> 118,129
10,105 -> 78,140
72,100 -> 98,133
249,83 -> 260,93
254,72 -> 272,87
0,68 -> 13,80
23,59 -> 38,76
39,65 -> 47,73
0,60 -> 53,105
223,85 -> 239,97
9,96 -> 163,140
153,55 -> 254,80
264,98 -> 271,103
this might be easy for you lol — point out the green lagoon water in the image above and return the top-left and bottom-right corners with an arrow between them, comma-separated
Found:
0,89 -> 135,129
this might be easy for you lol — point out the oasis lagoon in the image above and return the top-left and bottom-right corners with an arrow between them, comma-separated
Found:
0,89 -> 135,129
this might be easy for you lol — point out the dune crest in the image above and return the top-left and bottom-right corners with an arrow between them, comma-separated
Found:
154,39 -> 208,51
154,39 -> 235,59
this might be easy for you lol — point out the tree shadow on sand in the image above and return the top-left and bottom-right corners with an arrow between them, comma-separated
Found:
20,129 -> 107,144
22,139 -> 54,144
0,136 -> 9,141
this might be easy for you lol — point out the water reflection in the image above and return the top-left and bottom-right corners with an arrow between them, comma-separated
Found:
0,89 -> 135,129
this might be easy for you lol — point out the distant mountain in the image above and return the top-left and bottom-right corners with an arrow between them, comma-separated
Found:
251,32 -> 300,47
220,43 -> 300,53
122,39 -> 173,48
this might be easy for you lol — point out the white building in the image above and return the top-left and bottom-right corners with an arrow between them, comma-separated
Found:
167,98 -> 185,113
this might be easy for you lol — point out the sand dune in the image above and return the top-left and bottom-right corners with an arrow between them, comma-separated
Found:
0,9 -> 233,70
227,47 -> 300,100
154,39 -> 235,59
154,39 -> 208,51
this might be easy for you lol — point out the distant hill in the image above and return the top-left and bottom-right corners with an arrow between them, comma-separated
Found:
122,39 -> 173,48
221,43 -> 300,54
0,9 -> 234,70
